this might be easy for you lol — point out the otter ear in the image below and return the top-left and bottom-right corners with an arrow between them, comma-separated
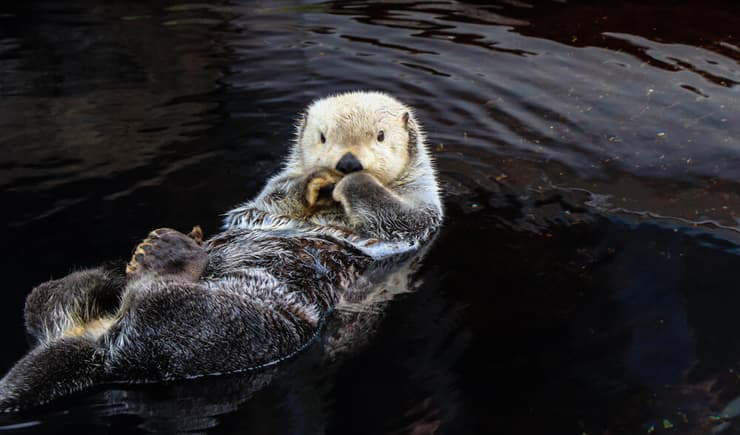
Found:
402,111 -> 419,131
402,112 -> 419,157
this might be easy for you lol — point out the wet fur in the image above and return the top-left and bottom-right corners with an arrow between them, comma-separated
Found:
226,92 -> 441,244
0,91 -> 443,411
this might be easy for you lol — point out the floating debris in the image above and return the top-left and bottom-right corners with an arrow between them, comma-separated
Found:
677,411 -> 688,423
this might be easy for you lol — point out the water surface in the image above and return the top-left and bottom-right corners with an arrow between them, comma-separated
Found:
1,1 -> 739,434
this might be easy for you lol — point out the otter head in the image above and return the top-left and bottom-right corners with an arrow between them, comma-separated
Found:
295,91 -> 421,185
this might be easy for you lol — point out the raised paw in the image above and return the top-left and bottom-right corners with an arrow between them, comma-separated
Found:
305,169 -> 343,208
126,226 -> 208,283
332,171 -> 383,204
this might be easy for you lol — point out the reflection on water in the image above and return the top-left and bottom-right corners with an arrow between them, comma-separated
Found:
0,1 -> 739,433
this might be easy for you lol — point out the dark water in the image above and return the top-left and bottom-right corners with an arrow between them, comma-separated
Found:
1,1 -> 739,434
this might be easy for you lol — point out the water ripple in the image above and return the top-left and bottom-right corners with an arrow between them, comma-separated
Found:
1,1 -> 740,433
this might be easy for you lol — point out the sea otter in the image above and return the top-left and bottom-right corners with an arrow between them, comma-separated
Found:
0,91 -> 443,411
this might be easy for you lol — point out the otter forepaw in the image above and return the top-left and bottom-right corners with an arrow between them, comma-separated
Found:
126,227 -> 208,283
332,172 -> 383,204
305,169 -> 343,208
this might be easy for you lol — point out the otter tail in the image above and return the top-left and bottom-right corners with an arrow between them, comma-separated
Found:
0,336 -> 105,412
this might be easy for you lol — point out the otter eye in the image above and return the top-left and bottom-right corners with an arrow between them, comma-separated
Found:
377,130 -> 384,142
320,132 -> 326,144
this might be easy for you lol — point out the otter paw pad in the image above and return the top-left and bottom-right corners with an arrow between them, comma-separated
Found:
305,170 -> 342,208
126,227 -> 208,282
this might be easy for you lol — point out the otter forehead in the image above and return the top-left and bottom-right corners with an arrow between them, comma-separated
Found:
308,91 -> 407,115
306,91 -> 408,135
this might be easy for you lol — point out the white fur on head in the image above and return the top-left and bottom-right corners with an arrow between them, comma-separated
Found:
291,91 -> 421,185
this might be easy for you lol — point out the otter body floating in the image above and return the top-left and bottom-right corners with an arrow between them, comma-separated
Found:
0,91 -> 443,411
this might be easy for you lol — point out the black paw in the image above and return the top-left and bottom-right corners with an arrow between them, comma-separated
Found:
126,227 -> 208,282
332,172 -> 383,204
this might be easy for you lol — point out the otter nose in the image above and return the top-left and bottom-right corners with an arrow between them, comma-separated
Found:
335,152 -> 363,174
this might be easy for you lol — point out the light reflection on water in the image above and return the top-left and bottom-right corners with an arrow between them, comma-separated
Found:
0,1 -> 739,434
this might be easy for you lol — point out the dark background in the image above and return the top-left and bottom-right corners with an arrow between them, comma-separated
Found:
0,1 -> 739,433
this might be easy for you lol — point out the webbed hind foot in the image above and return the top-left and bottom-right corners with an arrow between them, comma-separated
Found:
126,226 -> 208,283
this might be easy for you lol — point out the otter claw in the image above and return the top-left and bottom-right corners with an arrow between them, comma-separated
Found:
188,225 -> 204,245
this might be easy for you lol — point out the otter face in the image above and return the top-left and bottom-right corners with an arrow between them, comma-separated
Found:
296,91 -> 420,185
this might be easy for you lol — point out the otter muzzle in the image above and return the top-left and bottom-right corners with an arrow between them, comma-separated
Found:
335,152 -> 363,174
